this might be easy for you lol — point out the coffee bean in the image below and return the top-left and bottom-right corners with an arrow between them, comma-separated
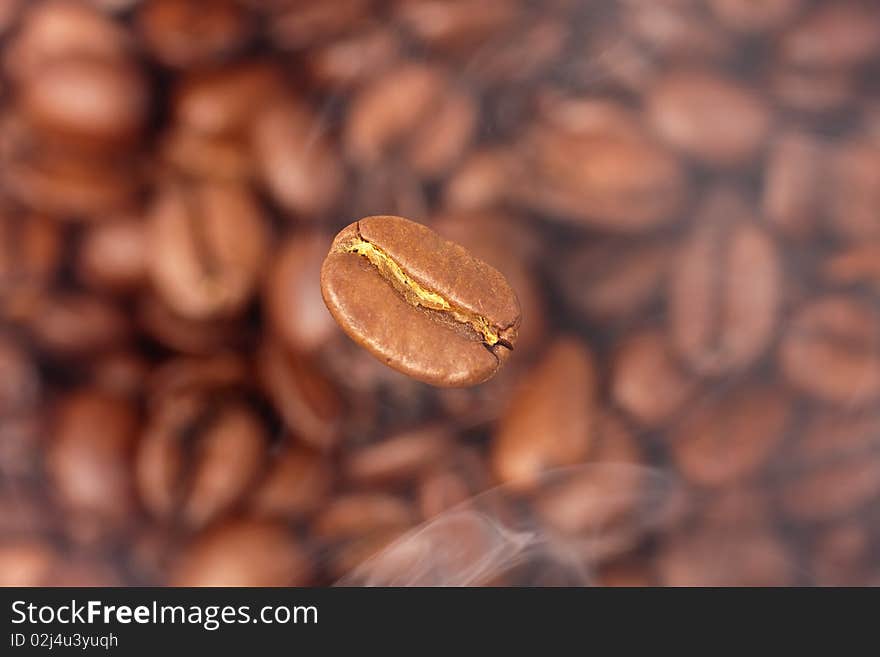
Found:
77,216 -> 148,292
46,390 -> 138,542
136,393 -> 268,529
669,188 -> 781,375
137,0 -> 252,69
264,232 -> 339,353
611,329 -> 697,427
320,215 -> 520,387
762,131 -> 826,240
780,296 -> 880,405
826,140 -> 880,242
148,179 -> 269,320
780,2 -> 880,69
647,70 -> 771,167
249,444 -> 334,520
170,518 -> 312,586
515,122 -> 687,231
344,63 -> 476,177
657,528 -> 794,586
670,385 -> 792,487
779,454 -> 880,523
344,424 -> 453,486
709,0 -> 803,33
20,55 -> 148,150
491,337 -> 596,489
251,96 -> 344,218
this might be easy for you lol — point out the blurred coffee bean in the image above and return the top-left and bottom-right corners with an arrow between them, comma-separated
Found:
515,120 -> 687,231
148,179 -> 269,320
264,232 -> 338,354
0,539 -> 59,586
172,61 -> 285,137
669,188 -> 781,375
137,392 -> 268,529
77,216 -> 148,292
442,148 -> 512,211
762,131 -> 825,240
257,338 -> 343,450
826,140 -> 880,242
307,25 -> 399,88
312,493 -> 414,541
656,528 -> 794,586
670,385 -> 792,487
647,70 -> 771,167
170,519 -> 312,586
46,390 -> 138,542
249,443 -> 334,520
0,210 -> 61,310
779,454 -> 880,524
780,2 -> 880,69
0,334 -> 40,415
344,424 -> 453,487
709,0 -> 802,33
251,96 -> 345,218
137,294 -> 246,355
25,293 -> 129,356
89,350 -> 151,398
137,0 -> 253,69
810,521 -> 869,586
769,63 -> 856,115
19,55 -> 149,151
556,237 -> 671,324
3,0 -> 132,81
345,63 -> 477,177
611,329 -> 697,427
491,337 -> 596,489
268,0 -> 372,50
780,296 -> 880,405
395,0 -> 519,52
625,1 -> 732,61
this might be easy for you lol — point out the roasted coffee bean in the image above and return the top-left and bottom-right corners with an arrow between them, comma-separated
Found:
780,2 -> 880,69
321,215 -> 521,387
780,296 -> 880,405
249,444 -> 334,520
656,528 -> 794,586
264,232 -> 339,354
557,238 -> 671,324
312,493 -> 414,541
3,1 -> 132,81
611,329 -> 697,427
669,188 -> 781,375
137,0 -> 253,69
19,55 -> 149,150
77,216 -> 148,292
826,140 -> 880,242
344,63 -> 476,177
148,179 -> 269,320
307,26 -> 399,89
762,131 -> 825,240
395,0 -> 519,52
779,454 -> 880,524
343,424 -> 453,487
515,122 -> 687,231
170,519 -> 312,586
0,334 -> 40,415
24,293 -> 129,356
491,337 -> 596,489
625,1 -> 732,61
647,70 -> 771,167
251,96 -> 344,218
670,385 -> 792,487
709,0 -> 803,33
769,63 -> 856,115
136,393 -> 268,529
46,390 -> 137,542
257,338 -> 343,449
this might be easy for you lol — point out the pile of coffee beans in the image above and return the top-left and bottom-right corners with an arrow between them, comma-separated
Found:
2,0 -> 880,586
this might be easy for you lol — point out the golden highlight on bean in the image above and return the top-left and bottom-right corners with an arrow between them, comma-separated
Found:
342,235 -> 505,347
